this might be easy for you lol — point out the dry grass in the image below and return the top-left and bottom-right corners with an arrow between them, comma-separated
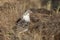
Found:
0,0 -> 60,40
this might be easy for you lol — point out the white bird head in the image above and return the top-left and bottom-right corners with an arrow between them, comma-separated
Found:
24,10 -> 32,15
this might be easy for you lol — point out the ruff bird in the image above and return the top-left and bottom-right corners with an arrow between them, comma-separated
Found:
15,9 -> 32,33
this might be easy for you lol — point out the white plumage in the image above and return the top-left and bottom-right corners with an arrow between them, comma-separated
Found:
22,10 -> 32,22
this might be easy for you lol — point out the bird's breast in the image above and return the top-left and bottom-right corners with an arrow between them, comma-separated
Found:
23,15 -> 30,22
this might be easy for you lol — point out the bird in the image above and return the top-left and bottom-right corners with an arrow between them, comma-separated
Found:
15,9 -> 32,33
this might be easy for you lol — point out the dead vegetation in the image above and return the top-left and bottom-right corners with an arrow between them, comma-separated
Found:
0,0 -> 60,40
